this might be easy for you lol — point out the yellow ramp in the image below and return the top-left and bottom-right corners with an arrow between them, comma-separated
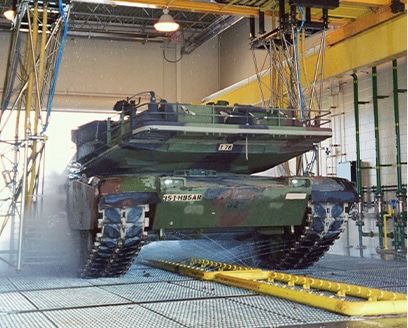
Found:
147,258 -> 407,317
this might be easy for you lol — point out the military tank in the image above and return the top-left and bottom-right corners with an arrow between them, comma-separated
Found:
66,91 -> 358,278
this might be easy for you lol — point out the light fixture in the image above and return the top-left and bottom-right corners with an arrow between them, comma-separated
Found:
3,0 -> 17,22
154,9 -> 179,33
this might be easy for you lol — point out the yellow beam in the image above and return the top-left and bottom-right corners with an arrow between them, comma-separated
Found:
341,0 -> 389,6
204,13 -> 406,104
320,13 -> 406,79
326,6 -> 404,46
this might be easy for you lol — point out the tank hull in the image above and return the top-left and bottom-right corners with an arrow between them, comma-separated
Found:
66,93 -> 357,277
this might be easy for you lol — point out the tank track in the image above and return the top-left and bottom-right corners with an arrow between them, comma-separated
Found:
81,205 -> 148,278
275,202 -> 346,270
80,202 -> 346,277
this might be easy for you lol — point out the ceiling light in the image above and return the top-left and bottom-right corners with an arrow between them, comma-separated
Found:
154,9 -> 179,33
3,0 -> 17,22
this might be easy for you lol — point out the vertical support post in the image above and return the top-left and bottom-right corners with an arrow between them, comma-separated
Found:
258,11 -> 265,35
279,0 -> 286,29
17,136 -> 29,271
249,16 -> 255,39
107,119 -> 112,147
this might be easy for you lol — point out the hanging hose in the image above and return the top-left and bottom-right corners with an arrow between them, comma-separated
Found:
293,6 -> 305,122
304,145 -> 318,176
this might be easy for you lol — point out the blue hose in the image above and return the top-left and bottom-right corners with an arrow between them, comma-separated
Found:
294,6 -> 305,122
41,0 -> 68,135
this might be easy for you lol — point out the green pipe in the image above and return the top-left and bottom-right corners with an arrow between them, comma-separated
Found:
371,66 -> 384,249
351,74 -> 362,195
352,73 -> 364,257
392,60 -> 403,195
392,59 -> 406,250
372,67 -> 382,196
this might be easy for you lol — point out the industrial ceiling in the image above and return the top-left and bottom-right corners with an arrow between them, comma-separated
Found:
0,0 -> 405,53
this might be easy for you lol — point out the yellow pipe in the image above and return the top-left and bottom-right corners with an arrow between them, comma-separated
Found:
35,2 -> 48,129
25,2 -> 40,214
26,3 -> 48,215
383,204 -> 394,251
25,3 -> 39,134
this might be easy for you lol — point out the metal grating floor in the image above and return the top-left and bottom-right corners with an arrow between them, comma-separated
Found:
0,253 -> 406,328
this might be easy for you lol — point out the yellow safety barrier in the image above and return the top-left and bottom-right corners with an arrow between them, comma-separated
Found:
147,258 -> 407,317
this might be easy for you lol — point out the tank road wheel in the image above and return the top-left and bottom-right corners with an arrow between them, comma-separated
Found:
80,205 -> 148,278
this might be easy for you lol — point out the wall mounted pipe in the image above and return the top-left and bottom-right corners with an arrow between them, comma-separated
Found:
371,66 -> 384,249
382,204 -> 394,258
392,59 -> 406,251
351,73 -> 364,257
392,59 -> 403,196
362,184 -> 407,194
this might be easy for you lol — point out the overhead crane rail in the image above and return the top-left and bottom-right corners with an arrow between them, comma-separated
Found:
146,258 -> 407,317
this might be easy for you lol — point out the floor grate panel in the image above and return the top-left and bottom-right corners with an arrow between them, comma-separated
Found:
8,276 -> 92,291
86,267 -> 191,286
100,281 -> 214,303
22,287 -> 131,310
173,279 -> 257,297
0,292 -> 38,313
142,297 -> 304,328
43,304 -> 186,328
0,312 -> 56,328
0,253 -> 405,328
